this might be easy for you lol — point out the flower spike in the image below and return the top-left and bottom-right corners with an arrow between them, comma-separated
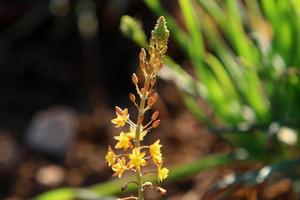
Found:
107,16 -> 169,200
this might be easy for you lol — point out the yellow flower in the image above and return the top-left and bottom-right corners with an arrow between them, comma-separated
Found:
112,157 -> 127,178
158,166 -> 169,182
105,146 -> 116,167
114,132 -> 133,151
149,140 -> 162,165
128,148 -> 147,169
111,107 -> 129,127
127,127 -> 147,141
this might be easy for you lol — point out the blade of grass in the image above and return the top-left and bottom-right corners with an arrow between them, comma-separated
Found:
198,9 -> 246,92
178,0 -> 204,63
197,0 -> 225,25
260,0 -> 277,25
178,0 -> 236,122
120,15 -> 147,47
205,53 -> 238,100
242,63 -> 270,123
199,0 -> 259,65
162,57 -> 209,100
181,92 -> 209,124
291,0 -> 300,65
225,0 -> 259,65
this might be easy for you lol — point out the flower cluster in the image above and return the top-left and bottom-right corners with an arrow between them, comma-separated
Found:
105,16 -> 169,199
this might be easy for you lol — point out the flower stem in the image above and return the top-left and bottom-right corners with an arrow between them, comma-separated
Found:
135,76 -> 150,200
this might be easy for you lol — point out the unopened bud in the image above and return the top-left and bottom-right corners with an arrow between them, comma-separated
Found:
151,111 -> 159,121
152,16 -> 169,42
152,120 -> 160,128
115,106 -> 124,115
129,93 -> 136,102
139,48 -> 146,61
156,186 -> 167,195
147,97 -> 155,107
152,93 -> 158,102
132,73 -> 138,84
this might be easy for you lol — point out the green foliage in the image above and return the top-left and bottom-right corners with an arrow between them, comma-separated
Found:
121,0 -> 300,196
143,0 -> 300,126
120,16 -> 147,48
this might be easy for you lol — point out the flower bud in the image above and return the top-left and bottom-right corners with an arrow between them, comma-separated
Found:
151,111 -> 159,121
147,97 -> 154,107
152,93 -> 158,103
132,73 -> 138,84
129,93 -> 136,102
115,106 -> 124,115
139,48 -> 146,61
152,120 -> 160,128
156,186 -> 167,195
152,16 -> 169,43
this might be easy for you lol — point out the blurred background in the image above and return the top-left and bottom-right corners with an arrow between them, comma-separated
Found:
0,0 -> 300,200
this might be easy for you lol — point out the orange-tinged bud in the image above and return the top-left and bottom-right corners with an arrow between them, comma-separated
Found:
147,97 -> 154,107
129,93 -> 136,102
139,48 -> 146,61
132,73 -> 138,84
151,111 -> 159,121
152,120 -> 160,128
156,187 -> 167,195
115,106 -> 124,115
152,93 -> 158,102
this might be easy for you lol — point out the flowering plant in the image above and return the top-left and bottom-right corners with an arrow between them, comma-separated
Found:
106,16 -> 169,200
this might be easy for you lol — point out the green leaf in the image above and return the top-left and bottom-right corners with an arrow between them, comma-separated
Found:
120,15 -> 147,47
178,0 -> 204,62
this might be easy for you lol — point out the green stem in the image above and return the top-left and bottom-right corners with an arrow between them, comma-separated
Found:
135,76 -> 150,200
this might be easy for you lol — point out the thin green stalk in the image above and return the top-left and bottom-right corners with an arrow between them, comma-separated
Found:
135,76 -> 150,200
